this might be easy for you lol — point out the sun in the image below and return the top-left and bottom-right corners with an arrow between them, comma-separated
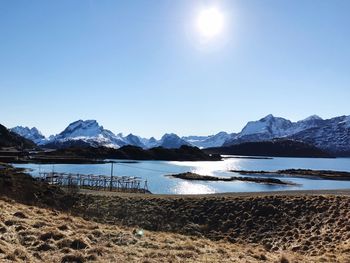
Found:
196,7 -> 224,39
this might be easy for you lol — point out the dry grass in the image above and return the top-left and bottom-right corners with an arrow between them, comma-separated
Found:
71,193 -> 350,258
2,198 -> 347,263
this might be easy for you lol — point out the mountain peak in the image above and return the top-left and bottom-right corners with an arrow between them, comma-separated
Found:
240,115 -> 292,137
30,127 -> 42,135
72,119 -> 99,126
57,119 -> 105,140
64,120 -> 100,133
302,115 -> 323,122
261,114 -> 275,121
159,133 -> 190,148
161,133 -> 179,139
10,126 -> 46,145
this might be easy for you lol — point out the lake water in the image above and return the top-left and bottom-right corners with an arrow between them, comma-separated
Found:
15,156 -> 350,195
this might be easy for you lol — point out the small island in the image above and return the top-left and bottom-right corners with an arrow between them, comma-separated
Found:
230,169 -> 350,180
166,172 -> 297,185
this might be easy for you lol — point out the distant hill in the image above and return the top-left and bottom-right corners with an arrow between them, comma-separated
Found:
205,139 -> 332,158
0,124 -> 36,149
38,145 -> 221,161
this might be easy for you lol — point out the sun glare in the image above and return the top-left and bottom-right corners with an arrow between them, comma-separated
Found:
196,7 -> 224,39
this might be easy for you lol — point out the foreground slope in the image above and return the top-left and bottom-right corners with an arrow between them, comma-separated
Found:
0,198 -> 312,263
0,124 -> 35,149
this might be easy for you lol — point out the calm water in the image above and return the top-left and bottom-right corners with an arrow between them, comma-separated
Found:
15,156 -> 350,195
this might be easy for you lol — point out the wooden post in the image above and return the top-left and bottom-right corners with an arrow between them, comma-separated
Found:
110,162 -> 114,191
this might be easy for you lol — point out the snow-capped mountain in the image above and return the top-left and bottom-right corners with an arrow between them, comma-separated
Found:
45,120 -> 126,149
224,114 -> 325,146
39,120 -> 192,149
182,132 -> 233,148
239,114 -> 293,138
291,115 -> 324,134
290,115 -> 350,156
10,126 -> 47,145
43,120 -> 192,149
39,120 -> 190,148
223,114 -> 350,156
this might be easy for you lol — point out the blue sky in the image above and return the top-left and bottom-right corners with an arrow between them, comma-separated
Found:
1,0 -> 349,138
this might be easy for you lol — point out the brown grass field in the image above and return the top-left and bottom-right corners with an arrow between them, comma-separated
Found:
0,197 -> 302,263
2,197 -> 350,263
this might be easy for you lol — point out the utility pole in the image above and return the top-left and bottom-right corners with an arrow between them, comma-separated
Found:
110,162 -> 114,191
51,164 -> 55,185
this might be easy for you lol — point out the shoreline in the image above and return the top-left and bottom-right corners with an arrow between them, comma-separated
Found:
79,187 -> 350,198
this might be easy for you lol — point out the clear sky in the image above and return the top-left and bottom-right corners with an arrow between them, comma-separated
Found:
1,0 -> 349,138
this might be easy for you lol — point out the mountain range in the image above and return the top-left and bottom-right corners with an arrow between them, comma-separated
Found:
223,114 -> 350,156
10,120 -> 234,150
9,114 -> 350,156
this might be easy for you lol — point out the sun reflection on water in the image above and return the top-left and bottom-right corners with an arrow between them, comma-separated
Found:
173,181 -> 216,195
171,158 -> 241,176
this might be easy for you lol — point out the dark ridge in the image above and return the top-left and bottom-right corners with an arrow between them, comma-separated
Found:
0,124 -> 36,149
205,139 -> 332,158
33,145 -> 222,162
43,139 -> 92,149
